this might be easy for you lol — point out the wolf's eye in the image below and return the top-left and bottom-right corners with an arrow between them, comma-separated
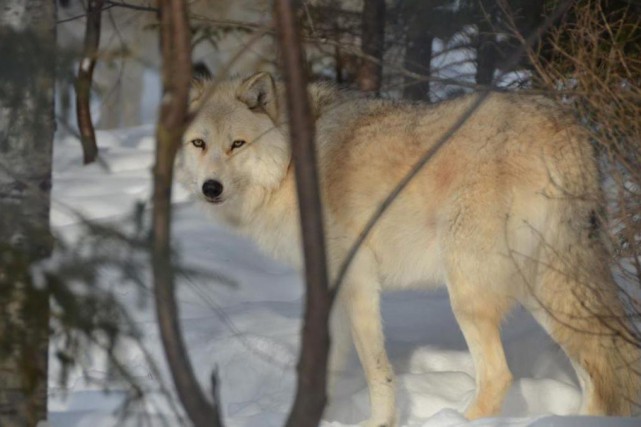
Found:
231,139 -> 246,151
191,139 -> 206,149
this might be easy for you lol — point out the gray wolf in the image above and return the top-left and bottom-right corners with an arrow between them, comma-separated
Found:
175,72 -> 640,426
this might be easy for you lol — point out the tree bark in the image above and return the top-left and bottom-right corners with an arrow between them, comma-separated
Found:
403,17 -> 433,101
75,0 -> 103,164
475,3 -> 498,86
152,1 -> 223,426
273,2 -> 332,427
0,0 -> 56,425
358,0 -> 386,93
513,0 -> 545,71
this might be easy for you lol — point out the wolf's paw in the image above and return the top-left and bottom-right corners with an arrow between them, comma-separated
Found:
464,400 -> 500,420
359,419 -> 395,427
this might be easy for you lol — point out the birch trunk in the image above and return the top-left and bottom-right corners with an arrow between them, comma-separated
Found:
358,0 -> 386,93
0,0 -> 56,425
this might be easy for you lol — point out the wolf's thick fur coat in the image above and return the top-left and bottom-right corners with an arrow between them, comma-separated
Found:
176,73 -> 640,426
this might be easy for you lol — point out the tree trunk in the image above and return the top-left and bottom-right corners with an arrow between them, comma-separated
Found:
475,3 -> 498,86
0,0 -> 56,425
403,5 -> 433,101
274,1 -> 332,427
515,0 -> 545,71
152,1 -> 223,426
358,0 -> 386,93
75,0 -> 103,164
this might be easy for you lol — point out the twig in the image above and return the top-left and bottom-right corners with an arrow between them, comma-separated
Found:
330,90 -> 490,295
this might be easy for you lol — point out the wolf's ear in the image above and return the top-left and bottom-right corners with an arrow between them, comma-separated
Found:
190,78 -> 207,105
192,61 -> 212,81
237,72 -> 278,122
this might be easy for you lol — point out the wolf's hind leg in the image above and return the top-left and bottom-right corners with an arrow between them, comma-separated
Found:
447,267 -> 514,420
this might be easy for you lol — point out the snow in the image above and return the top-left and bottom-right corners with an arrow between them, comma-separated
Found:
47,123 -> 639,427
80,58 -> 92,73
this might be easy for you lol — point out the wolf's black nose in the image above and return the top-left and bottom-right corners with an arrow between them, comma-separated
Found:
202,180 -> 223,199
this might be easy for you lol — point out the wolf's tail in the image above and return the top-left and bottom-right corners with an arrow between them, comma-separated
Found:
530,138 -> 640,415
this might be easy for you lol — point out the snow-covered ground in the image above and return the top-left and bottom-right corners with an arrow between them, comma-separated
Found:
46,124 -> 639,427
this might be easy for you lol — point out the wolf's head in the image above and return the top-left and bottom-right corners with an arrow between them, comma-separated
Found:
176,72 -> 291,223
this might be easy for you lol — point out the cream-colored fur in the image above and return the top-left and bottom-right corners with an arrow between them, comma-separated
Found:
175,72 -> 640,426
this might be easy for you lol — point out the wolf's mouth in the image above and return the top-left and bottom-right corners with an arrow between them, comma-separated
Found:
203,196 -> 225,205
205,197 -> 225,205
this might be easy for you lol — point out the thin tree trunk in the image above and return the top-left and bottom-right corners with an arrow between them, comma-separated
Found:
401,1 -> 434,101
273,2 -> 332,427
358,0 -> 386,93
75,0 -> 103,164
0,0 -> 56,425
516,0 -> 545,70
475,4 -> 498,86
403,17 -> 433,101
152,1 -> 223,426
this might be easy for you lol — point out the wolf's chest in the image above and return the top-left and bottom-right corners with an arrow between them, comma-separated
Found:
245,216 -> 303,268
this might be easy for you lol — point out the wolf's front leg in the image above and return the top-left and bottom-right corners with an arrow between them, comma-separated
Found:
341,276 -> 396,427
327,301 -> 352,397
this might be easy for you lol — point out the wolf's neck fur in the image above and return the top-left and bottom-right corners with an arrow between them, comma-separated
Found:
237,162 -> 302,267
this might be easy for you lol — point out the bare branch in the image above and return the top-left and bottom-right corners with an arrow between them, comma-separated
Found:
331,0 -> 576,294
105,0 -> 158,13
331,91 -> 489,295
56,1 -> 157,25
